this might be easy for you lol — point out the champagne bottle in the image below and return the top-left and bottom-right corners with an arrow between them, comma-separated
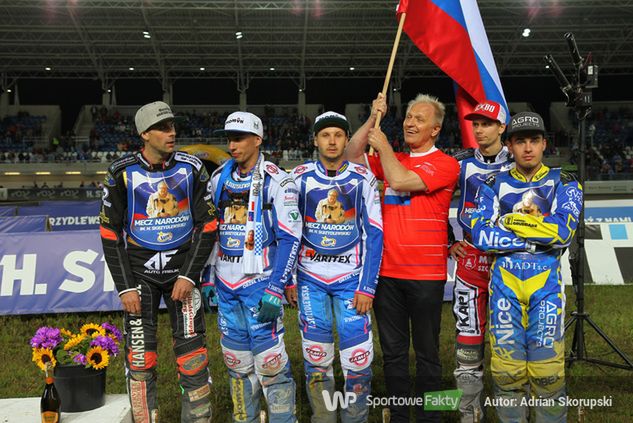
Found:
41,364 -> 61,423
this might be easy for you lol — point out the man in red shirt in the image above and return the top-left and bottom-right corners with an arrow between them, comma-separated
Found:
346,93 -> 459,422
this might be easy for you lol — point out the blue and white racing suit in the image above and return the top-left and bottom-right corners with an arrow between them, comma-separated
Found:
471,166 -> 582,423
210,157 -> 301,423
292,161 -> 383,423
451,147 -> 512,422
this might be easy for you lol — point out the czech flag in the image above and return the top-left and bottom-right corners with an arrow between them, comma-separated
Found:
397,0 -> 509,148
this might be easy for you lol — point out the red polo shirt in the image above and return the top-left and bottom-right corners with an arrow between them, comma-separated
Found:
367,147 -> 459,280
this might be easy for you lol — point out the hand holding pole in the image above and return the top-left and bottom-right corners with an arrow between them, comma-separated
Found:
369,11 -> 407,155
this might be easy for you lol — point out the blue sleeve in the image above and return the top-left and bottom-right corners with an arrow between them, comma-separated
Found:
501,179 -> 582,248
471,181 -> 533,253
357,175 -> 383,297
265,175 -> 302,298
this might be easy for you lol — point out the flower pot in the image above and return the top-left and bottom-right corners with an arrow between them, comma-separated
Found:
53,364 -> 106,412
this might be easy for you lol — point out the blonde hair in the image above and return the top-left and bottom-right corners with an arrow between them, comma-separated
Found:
406,94 -> 446,127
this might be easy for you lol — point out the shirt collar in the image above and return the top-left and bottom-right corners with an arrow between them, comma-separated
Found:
137,150 -> 174,170
474,145 -> 511,164
410,146 -> 438,157
316,160 -> 349,176
510,163 -> 550,182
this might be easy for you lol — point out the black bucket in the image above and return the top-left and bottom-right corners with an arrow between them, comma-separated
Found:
54,365 -> 106,412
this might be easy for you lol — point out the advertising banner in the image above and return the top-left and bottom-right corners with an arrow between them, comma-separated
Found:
0,206 -> 17,217
4,188 -> 103,202
0,200 -> 631,315
18,201 -> 101,231
0,215 -> 50,233
0,231 -> 120,315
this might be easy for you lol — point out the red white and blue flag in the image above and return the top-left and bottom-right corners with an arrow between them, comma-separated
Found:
397,0 -> 508,148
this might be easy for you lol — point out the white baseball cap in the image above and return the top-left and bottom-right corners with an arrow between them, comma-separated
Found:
135,101 -> 175,134
215,111 -> 264,138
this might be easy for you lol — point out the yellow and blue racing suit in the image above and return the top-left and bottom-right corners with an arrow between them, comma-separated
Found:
471,165 -> 582,423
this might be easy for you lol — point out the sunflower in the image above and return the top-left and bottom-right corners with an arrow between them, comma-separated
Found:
32,348 -> 57,371
60,328 -> 74,337
80,323 -> 106,338
86,346 -> 110,370
64,334 -> 86,351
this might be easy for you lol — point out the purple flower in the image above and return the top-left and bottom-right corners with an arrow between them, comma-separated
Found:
72,353 -> 87,366
101,322 -> 123,343
90,335 -> 119,356
30,327 -> 62,349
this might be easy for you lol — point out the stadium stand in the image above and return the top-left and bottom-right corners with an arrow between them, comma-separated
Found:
1,101 -> 630,185
0,112 -> 45,152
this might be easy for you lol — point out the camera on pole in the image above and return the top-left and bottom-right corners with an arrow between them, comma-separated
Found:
545,33 -> 632,371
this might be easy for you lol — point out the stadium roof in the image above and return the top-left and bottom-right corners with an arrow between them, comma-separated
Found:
1,0 -> 632,92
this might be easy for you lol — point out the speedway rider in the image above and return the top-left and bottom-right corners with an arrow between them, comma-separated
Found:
471,111 -> 583,422
207,111 -> 301,423
100,101 -> 218,422
449,100 -> 512,422
287,111 -> 383,423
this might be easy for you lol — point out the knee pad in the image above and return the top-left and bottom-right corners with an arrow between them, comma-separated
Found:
129,368 -> 156,381
340,335 -> 373,374
177,347 -> 209,376
222,345 -> 254,375
492,358 -> 528,392
126,349 -> 157,372
455,342 -> 484,368
302,339 -> 335,371
255,340 -> 289,377
454,344 -> 484,393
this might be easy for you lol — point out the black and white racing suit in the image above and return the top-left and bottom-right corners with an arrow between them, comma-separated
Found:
100,151 -> 218,423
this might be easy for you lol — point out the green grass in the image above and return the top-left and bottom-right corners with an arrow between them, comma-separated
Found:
2,285 -> 632,422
